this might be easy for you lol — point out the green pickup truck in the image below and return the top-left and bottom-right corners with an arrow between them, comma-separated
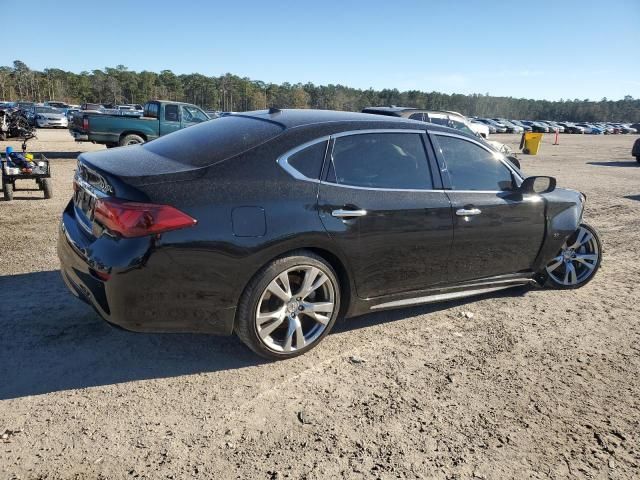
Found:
69,100 -> 210,147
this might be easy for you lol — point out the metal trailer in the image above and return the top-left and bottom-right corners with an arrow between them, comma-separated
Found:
1,154 -> 52,201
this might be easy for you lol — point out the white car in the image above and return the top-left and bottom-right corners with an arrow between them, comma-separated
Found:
33,107 -> 68,128
469,120 -> 490,138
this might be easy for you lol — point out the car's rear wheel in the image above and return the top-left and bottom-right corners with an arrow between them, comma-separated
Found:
119,134 -> 145,146
635,156 -> 640,163
544,223 -> 602,289
235,252 -> 341,360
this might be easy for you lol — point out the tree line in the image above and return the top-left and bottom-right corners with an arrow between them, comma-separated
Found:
1,60 -> 638,122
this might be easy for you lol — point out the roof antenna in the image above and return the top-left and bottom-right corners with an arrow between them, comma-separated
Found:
268,106 -> 281,114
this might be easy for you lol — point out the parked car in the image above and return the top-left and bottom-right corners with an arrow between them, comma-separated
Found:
474,118 -> 507,133
541,121 -> 565,133
28,106 -> 68,128
629,123 -> 640,133
509,119 -> 533,132
492,118 -> 524,133
45,101 -> 70,109
575,123 -> 603,134
557,122 -> 584,134
361,107 -> 487,138
58,109 -> 602,359
473,119 -> 496,134
520,121 -> 549,133
632,137 -> 640,163
16,101 -> 34,113
69,100 -> 210,147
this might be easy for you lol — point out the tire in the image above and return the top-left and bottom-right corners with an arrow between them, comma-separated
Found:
42,178 -> 53,199
3,182 -> 13,201
543,223 -> 602,289
636,156 -> 640,163
119,134 -> 145,146
235,251 -> 341,360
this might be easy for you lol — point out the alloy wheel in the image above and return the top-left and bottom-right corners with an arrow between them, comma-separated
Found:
255,265 -> 336,353
545,225 -> 600,286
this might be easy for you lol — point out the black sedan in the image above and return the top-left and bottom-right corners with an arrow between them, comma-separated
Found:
58,109 -> 602,359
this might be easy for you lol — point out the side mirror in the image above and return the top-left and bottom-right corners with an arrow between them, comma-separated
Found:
520,175 -> 556,194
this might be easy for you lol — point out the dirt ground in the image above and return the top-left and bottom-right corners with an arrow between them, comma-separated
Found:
0,129 -> 639,479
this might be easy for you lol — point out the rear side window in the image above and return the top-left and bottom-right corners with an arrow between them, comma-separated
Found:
144,115 -> 284,167
145,103 -> 159,118
409,113 -> 425,121
328,132 -> 432,189
287,141 -> 327,180
436,135 -> 514,191
165,104 -> 179,121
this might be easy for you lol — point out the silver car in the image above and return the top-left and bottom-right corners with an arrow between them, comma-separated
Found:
31,106 -> 68,128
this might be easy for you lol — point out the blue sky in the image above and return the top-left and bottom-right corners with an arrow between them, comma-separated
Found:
2,0 -> 638,101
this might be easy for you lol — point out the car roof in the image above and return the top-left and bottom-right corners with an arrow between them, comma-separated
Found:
361,106 -> 417,115
235,108 -> 430,130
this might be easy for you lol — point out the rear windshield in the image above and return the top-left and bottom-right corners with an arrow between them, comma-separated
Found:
143,115 -> 284,167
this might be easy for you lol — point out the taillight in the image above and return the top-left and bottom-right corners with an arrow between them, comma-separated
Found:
82,117 -> 89,131
93,198 -> 197,238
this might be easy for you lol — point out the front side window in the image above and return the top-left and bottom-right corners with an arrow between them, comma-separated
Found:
328,132 -> 432,189
436,135 -> 514,191
182,106 -> 209,123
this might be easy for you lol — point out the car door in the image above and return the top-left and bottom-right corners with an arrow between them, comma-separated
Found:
159,104 -> 182,136
431,132 -> 546,283
318,129 -> 453,299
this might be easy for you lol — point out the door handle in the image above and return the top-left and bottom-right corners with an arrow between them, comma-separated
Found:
332,208 -> 367,218
456,208 -> 482,216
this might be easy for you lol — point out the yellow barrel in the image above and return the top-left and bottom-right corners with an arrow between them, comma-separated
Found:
523,132 -> 543,155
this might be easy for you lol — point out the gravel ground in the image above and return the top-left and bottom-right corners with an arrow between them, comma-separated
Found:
0,130 -> 639,479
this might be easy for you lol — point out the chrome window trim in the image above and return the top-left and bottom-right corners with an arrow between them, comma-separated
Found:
276,136 -> 330,183
319,182 -> 446,193
330,128 -> 425,138
277,129 -> 431,190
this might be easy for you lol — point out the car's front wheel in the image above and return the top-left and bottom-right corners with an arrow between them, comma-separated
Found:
235,251 -> 341,360
544,223 -> 602,289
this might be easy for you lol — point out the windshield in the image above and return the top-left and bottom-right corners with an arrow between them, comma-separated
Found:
36,107 -> 60,113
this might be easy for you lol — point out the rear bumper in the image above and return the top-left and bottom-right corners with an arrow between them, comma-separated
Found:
57,202 -> 236,335
70,131 -> 89,141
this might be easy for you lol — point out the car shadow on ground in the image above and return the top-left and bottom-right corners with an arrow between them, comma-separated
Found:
0,270 -> 263,400
624,194 -> 640,202
0,270 -> 530,400
587,161 -> 639,167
